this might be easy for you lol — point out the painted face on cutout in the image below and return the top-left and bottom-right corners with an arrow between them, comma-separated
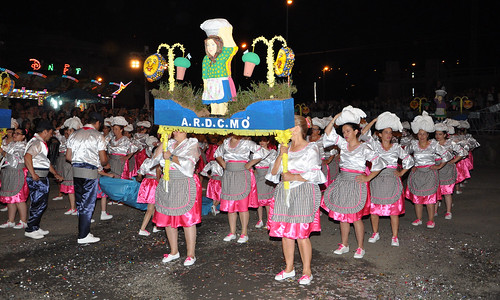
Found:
206,39 -> 217,57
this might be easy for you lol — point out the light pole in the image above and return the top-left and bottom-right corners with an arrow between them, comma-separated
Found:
322,66 -> 331,101
286,0 -> 293,41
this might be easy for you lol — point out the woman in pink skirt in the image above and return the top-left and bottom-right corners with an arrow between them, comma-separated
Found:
267,115 -> 326,285
214,135 -> 269,243
200,159 -> 223,216
405,112 -> 453,229
322,107 -> 386,259
434,123 -> 467,219
361,112 -> 414,247
253,136 -> 278,228
153,131 -> 201,266
0,128 -> 28,229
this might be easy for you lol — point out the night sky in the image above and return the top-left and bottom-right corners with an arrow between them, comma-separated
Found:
1,1 -> 498,106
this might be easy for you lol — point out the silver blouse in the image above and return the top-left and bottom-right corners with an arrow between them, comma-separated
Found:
364,135 -> 415,169
439,139 -> 468,158
323,129 -> 386,172
254,148 -> 278,168
214,138 -> 269,162
107,136 -> 138,155
200,160 -> 224,177
265,142 -> 327,188
138,157 -> 159,177
156,138 -> 200,178
405,139 -> 453,166
1,140 -> 26,168
54,130 -> 67,154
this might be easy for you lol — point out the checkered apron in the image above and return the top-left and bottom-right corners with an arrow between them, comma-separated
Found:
323,170 -> 368,214
407,166 -> 438,196
370,167 -> 403,205
271,182 -> 321,224
220,162 -> 251,201
155,170 -> 197,216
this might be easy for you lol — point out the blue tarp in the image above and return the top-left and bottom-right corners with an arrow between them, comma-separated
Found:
99,176 -> 147,211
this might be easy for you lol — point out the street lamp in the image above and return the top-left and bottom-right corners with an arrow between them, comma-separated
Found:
286,0 -> 293,41
129,46 -> 151,110
322,66 -> 331,101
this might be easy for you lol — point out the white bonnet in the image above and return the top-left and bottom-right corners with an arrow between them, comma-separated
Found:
11,118 -> 18,129
200,18 -> 232,36
458,120 -> 470,129
136,121 -> 151,128
145,135 -> 159,148
124,124 -> 134,132
111,116 -> 128,127
311,117 -> 329,129
411,111 -> 435,133
335,105 -> 367,126
443,118 -> 460,127
63,116 -> 83,130
435,89 -> 447,97
104,117 -> 113,127
375,111 -> 403,132
402,121 -> 411,130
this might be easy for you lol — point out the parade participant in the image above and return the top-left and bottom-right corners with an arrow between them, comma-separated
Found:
0,119 -> 19,212
253,136 -> 277,229
322,106 -> 386,259
107,116 -> 139,179
405,111 -> 453,229
0,128 -> 28,229
153,131 -> 201,266
200,18 -> 238,116
137,136 -> 160,236
24,120 -> 63,239
200,158 -> 224,216
132,121 -> 151,178
66,112 -> 108,244
434,123 -> 467,219
399,121 -> 414,149
102,117 -> 114,145
123,124 -> 136,177
267,115 -> 326,285
360,112 -> 414,247
55,117 -> 83,215
215,135 -> 269,243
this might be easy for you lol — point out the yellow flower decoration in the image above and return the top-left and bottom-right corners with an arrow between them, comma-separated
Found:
274,129 -> 292,206
157,125 -> 173,182
251,36 -> 288,88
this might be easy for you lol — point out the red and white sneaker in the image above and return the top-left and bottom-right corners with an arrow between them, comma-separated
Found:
391,236 -> 400,247
333,243 -> 349,255
274,269 -> 295,281
298,274 -> 313,285
411,219 -> 422,226
444,212 -> 452,220
426,221 -> 435,229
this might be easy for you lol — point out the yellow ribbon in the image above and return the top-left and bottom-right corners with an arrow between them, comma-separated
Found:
274,129 -> 292,206
158,125 -> 173,182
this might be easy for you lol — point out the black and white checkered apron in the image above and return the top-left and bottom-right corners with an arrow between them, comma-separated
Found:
155,170 -> 197,216
407,166 -> 438,196
255,168 -> 274,200
323,170 -> 368,214
369,167 -> 403,205
55,153 -> 66,175
272,182 -> 321,224
220,162 -> 251,201
108,155 -> 125,177
328,157 -> 340,181
0,165 -> 25,197
438,163 -> 457,186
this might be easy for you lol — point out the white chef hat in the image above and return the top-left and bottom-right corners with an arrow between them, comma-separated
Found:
335,105 -> 367,126
200,18 -> 232,37
136,121 -> 151,128
434,122 -> 448,132
124,124 -> 134,132
435,89 -> 447,97
311,117 -> 328,129
402,121 -> 411,130
104,117 -> 113,127
411,111 -> 435,133
111,116 -> 128,127
458,120 -> 470,129
443,118 -> 460,127
375,111 -> 403,132
11,118 -> 19,129
146,135 -> 159,148
63,116 -> 83,130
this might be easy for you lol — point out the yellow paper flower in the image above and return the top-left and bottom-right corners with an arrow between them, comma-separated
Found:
157,125 -> 173,181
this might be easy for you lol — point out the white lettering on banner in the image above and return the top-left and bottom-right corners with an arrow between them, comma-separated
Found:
205,119 -> 212,128
193,118 -> 200,127
217,119 -> 224,128
181,118 -> 189,126
230,119 -> 239,129
241,118 -> 250,129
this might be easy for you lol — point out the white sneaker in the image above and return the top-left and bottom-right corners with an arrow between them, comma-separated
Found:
25,231 -> 44,239
275,269 -> 295,281
0,221 -> 15,228
255,220 -> 264,228
100,211 -> 113,220
211,205 -> 217,216
91,219 -> 95,223
0,206 -> 7,212
368,232 -> 380,243
298,274 -> 313,285
52,196 -> 63,201
64,209 -> 77,215
35,228 -> 49,235
353,248 -> 365,259
333,244 -> 349,255
391,236 -> 400,247
237,234 -> 249,243
138,229 -> 150,236
444,212 -> 452,220
223,233 -> 236,242
152,226 -> 162,233
78,233 -> 100,244
162,252 -> 180,263
183,256 -> 196,266
456,190 -> 462,194
13,221 -> 27,229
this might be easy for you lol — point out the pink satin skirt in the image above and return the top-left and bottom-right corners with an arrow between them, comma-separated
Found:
137,178 -> 158,204
206,178 -> 221,202
220,170 -> 258,213
268,202 -> 321,240
468,151 -> 474,170
369,193 -> 405,216
153,175 -> 202,228
439,183 -> 455,196
132,149 -> 148,178
456,159 -> 471,183
60,184 -> 74,194
405,187 -> 439,204
0,168 -> 28,204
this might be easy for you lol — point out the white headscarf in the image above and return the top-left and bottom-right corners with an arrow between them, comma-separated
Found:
411,111 -> 435,133
111,116 -> 128,127
458,120 -> 470,129
124,124 -> 134,132
136,121 -> 151,128
11,118 -> 19,129
335,105 -> 367,126
104,117 -> 113,127
63,116 -> 83,130
375,111 -> 403,132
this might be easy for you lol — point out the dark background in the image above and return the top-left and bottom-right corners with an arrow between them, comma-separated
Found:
0,1 -> 498,108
